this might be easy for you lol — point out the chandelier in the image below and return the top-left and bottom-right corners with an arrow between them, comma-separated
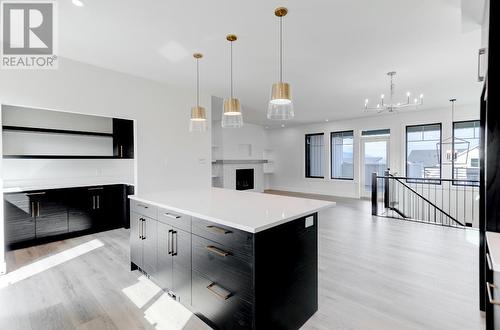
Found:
364,71 -> 423,112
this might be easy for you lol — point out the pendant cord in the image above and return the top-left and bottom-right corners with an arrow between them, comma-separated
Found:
279,16 -> 283,82
230,41 -> 233,98
196,58 -> 200,107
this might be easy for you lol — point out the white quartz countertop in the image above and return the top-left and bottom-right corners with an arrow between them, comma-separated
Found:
487,232 -> 500,272
3,178 -> 134,193
129,188 -> 335,233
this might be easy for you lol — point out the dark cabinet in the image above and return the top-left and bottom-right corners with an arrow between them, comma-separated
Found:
33,191 -> 68,238
130,212 -> 157,276
157,221 -> 192,305
4,184 -> 132,249
3,193 -> 36,244
113,118 -> 134,159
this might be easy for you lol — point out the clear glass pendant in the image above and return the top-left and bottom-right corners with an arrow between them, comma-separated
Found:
221,98 -> 243,128
268,82 -> 294,120
189,105 -> 207,132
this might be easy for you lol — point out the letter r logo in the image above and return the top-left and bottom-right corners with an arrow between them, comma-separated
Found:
1,2 -> 53,55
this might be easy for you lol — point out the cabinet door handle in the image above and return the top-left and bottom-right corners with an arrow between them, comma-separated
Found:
205,245 -> 230,257
139,218 -> 144,239
120,145 -> 124,158
164,213 -> 181,219
487,253 -> 493,271
168,229 -> 173,254
142,219 -> 146,240
172,231 -> 178,256
37,202 -> 40,217
478,48 -> 486,82
92,196 -> 95,210
206,225 -> 232,235
137,203 -> 149,209
206,282 -> 232,300
31,202 -> 36,218
487,282 -> 500,305
96,195 -> 100,209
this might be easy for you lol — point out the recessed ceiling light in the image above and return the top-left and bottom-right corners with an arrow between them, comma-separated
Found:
265,126 -> 269,129
281,124 -> 285,128
325,119 -> 329,122
72,0 -> 84,7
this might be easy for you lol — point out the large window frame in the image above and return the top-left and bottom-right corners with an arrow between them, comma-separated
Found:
330,130 -> 354,180
305,133 -> 325,179
405,123 -> 442,184
452,120 -> 480,186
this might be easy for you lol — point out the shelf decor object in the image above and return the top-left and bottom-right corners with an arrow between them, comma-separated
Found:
364,71 -> 423,113
437,99 -> 470,165
221,34 -> 244,128
268,7 -> 294,120
190,53 -> 207,132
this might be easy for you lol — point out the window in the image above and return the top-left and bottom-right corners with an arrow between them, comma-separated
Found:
330,131 -> 354,180
453,120 -> 480,184
406,124 -> 442,181
305,133 -> 324,178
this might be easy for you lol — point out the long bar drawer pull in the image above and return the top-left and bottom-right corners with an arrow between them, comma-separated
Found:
164,213 -> 181,219
206,245 -> 230,257
26,192 -> 46,196
206,225 -> 232,235
487,282 -> 500,305
487,253 -> 493,271
136,204 -> 149,209
206,282 -> 232,300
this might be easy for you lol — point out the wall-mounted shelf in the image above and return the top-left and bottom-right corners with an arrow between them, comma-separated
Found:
2,125 -> 113,137
2,107 -> 134,160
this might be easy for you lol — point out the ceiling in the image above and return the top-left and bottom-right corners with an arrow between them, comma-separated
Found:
55,0 -> 483,126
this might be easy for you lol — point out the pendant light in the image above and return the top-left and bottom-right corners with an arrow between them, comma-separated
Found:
268,7 -> 294,120
222,34 -> 243,128
189,53 -> 207,132
437,99 -> 471,165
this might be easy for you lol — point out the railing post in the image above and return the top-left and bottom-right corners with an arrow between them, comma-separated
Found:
372,172 -> 378,215
384,169 -> 390,209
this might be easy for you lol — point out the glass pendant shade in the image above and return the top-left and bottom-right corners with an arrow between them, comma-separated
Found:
268,82 -> 294,120
189,106 -> 207,132
221,98 -> 243,128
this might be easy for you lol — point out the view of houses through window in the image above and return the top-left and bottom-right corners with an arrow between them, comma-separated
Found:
305,133 -> 324,178
453,120 -> 480,183
331,131 -> 354,180
406,124 -> 442,180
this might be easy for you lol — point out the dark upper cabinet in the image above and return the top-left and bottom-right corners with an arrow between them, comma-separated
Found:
4,193 -> 36,244
113,118 -> 134,159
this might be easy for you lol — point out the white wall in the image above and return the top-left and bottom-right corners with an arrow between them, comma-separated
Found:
0,57 -> 211,273
266,104 -> 479,198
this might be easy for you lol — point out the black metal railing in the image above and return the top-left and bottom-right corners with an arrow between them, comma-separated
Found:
371,170 -> 479,228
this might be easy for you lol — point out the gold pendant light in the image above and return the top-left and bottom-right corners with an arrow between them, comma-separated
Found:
222,34 -> 243,128
189,53 -> 207,132
268,7 -> 294,120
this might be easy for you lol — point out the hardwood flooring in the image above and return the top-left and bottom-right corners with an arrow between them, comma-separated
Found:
0,193 -> 484,329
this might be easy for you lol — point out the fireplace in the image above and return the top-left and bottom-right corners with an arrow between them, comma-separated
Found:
236,169 -> 254,190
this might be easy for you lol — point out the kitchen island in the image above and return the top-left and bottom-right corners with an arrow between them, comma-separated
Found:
129,188 -> 334,329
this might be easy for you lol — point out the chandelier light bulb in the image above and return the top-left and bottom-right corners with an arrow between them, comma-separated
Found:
381,94 -> 385,99
420,94 -> 424,99
365,99 -> 369,104
406,92 -> 411,97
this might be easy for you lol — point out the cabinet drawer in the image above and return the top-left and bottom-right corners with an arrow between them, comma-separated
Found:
192,217 -> 253,256
192,235 -> 253,303
158,207 -> 191,232
192,270 -> 253,329
130,200 -> 157,219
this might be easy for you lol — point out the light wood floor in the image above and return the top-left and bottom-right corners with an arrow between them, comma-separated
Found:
0,194 -> 484,330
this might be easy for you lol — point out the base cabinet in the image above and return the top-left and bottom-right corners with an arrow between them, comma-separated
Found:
130,199 -> 319,330
4,184 -> 132,249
